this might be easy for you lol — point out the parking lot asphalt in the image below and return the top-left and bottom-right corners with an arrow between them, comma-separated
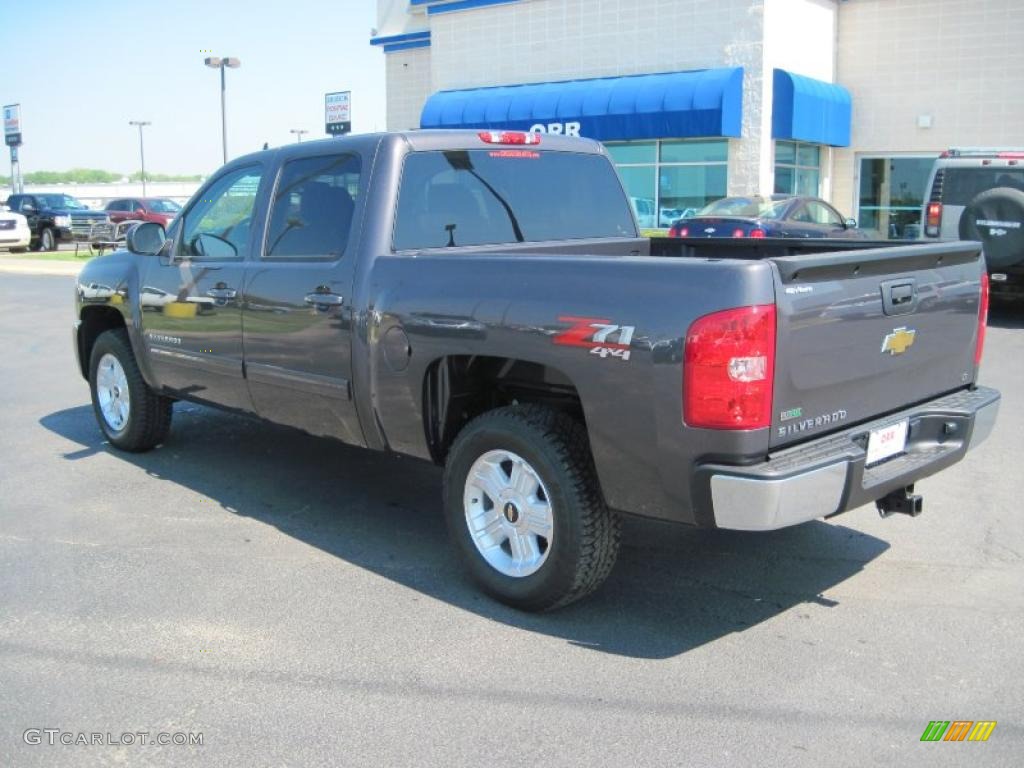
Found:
1,271 -> 1021,767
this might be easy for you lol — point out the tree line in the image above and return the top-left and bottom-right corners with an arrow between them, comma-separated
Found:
1,169 -> 204,184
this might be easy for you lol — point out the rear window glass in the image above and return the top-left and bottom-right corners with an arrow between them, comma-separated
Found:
942,168 -> 1024,205
393,150 -> 637,250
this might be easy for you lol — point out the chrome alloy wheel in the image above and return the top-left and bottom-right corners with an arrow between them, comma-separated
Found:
95,353 -> 131,432
464,450 -> 554,577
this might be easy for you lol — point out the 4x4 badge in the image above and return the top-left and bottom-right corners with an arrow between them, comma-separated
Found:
881,327 -> 916,356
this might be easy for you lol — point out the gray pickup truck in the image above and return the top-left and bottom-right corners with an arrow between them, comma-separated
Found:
72,130 -> 1000,610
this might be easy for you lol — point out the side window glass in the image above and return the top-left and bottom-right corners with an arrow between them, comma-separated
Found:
791,205 -> 813,223
807,202 -> 842,226
177,166 -> 262,261
264,153 -> 361,260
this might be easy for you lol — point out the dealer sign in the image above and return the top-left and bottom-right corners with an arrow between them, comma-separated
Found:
325,91 -> 351,136
4,104 -> 22,147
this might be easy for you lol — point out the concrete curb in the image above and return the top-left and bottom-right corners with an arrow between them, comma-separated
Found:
0,259 -> 85,277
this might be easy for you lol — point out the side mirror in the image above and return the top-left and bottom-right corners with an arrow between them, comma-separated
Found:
22,204 -> 35,213
125,221 -> 166,255
845,218 -> 857,229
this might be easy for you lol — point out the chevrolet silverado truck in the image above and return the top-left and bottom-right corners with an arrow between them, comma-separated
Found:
7,193 -> 111,251
72,130 -> 1000,611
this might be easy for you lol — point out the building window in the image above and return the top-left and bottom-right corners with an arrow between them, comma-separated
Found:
774,141 -> 821,197
857,156 -> 937,240
606,139 -> 728,229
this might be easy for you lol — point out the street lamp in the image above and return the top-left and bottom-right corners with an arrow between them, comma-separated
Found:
204,56 -> 241,164
128,120 -> 150,195
290,129 -> 308,143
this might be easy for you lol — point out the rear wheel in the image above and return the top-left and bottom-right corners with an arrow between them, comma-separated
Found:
443,405 -> 620,611
88,329 -> 173,451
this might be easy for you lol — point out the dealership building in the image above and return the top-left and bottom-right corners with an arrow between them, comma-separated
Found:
371,0 -> 1023,236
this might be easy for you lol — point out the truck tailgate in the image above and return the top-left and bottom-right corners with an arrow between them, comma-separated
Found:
769,242 -> 984,449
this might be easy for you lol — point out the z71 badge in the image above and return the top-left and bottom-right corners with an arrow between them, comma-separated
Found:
554,316 -> 635,361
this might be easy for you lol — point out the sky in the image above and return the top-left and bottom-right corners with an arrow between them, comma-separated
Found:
0,0 -> 387,177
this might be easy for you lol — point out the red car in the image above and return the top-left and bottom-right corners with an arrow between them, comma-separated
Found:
104,197 -> 182,228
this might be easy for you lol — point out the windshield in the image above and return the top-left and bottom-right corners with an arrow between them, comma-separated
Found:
36,194 -> 88,210
698,197 -> 790,219
147,199 -> 182,213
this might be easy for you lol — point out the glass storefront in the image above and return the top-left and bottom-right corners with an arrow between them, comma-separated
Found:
606,139 -> 728,228
774,141 -> 821,197
857,156 -> 936,240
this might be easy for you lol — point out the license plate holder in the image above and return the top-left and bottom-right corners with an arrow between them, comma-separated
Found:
866,420 -> 908,466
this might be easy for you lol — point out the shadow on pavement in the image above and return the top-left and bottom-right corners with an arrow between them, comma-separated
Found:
41,403 -> 889,660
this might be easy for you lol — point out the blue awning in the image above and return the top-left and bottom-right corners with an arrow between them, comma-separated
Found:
420,68 -> 744,141
771,69 -> 851,147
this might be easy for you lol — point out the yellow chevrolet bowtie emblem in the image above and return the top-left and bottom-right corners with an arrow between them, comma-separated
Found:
881,327 -> 916,355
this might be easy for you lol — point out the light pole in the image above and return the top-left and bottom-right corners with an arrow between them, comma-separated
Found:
204,56 -> 241,164
290,129 -> 308,143
129,120 -> 150,195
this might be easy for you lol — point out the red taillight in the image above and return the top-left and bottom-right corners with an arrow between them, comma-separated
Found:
749,228 -> 766,239
477,130 -> 541,145
683,304 -> 776,430
975,272 -> 989,366
677,226 -> 689,237
925,202 -> 942,237
731,228 -> 745,238
997,151 -> 1024,159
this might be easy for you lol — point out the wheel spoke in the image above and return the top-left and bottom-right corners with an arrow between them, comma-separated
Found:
525,501 -> 553,538
470,459 -> 508,503
509,532 -> 540,567
510,460 -> 539,497
469,509 -> 505,547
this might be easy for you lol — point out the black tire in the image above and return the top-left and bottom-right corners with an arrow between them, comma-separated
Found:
10,247 -> 27,253
959,186 -> 1024,270
443,405 -> 620,611
88,328 -> 173,452
39,227 -> 56,252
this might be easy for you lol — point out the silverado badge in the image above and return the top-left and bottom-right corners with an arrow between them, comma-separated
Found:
881,327 -> 916,356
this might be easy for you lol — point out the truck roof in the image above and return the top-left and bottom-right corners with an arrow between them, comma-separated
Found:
231,129 -> 606,169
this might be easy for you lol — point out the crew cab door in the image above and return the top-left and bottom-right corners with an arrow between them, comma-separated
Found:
139,163 -> 266,412
12,195 -> 39,231
241,150 -> 365,445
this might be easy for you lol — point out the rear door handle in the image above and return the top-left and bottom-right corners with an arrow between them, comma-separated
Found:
304,292 -> 344,307
206,287 -> 237,299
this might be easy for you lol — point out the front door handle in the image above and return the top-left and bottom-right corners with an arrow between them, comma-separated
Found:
206,287 -> 237,299
304,292 -> 344,307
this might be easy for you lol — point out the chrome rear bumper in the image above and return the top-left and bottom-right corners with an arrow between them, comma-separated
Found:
700,387 -> 1000,531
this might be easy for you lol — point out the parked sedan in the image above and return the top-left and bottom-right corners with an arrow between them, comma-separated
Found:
0,208 -> 32,251
668,195 -> 866,239
105,198 -> 181,228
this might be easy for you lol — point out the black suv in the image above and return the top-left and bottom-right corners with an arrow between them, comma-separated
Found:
5,193 -> 111,251
922,148 -> 1024,298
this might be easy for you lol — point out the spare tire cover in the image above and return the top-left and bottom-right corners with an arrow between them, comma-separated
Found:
959,186 -> 1024,269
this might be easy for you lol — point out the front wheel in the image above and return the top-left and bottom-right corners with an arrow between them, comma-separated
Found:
88,328 -> 173,451
39,227 -> 56,252
443,405 -> 621,611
